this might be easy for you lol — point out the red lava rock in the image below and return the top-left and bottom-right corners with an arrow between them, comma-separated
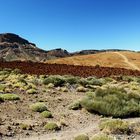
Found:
0,61 -> 140,78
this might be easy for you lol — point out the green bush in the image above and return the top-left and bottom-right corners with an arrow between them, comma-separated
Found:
20,123 -> 32,130
41,111 -> 53,118
92,133 -> 114,140
81,87 -> 140,117
89,78 -> 105,86
68,101 -> 81,110
74,134 -> 89,140
64,75 -> 79,84
122,76 -> 136,82
27,89 -> 37,94
44,122 -> 59,131
78,78 -> 89,86
30,102 -> 47,112
0,94 -> 20,101
43,76 -> 65,87
99,119 -> 130,134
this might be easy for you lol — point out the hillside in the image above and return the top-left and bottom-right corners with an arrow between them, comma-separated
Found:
0,33 -> 70,62
47,51 -> 140,70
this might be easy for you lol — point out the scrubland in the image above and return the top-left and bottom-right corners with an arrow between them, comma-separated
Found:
0,68 -> 140,140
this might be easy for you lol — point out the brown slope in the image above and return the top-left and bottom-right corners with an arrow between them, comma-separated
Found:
46,51 -> 140,70
1,61 -> 140,77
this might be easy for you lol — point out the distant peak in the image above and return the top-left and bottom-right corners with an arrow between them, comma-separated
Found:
0,33 -> 31,45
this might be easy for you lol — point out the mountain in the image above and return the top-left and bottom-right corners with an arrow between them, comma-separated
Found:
0,33 -> 137,63
71,49 -> 134,56
0,33 -> 70,62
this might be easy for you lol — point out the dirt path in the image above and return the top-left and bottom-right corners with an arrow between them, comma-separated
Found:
115,52 -> 140,70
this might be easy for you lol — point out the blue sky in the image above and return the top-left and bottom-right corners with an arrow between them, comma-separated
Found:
0,0 -> 140,52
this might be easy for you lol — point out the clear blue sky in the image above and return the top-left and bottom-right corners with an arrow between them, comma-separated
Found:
0,0 -> 140,52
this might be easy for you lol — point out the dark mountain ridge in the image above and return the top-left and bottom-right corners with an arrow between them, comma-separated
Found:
0,33 -> 136,62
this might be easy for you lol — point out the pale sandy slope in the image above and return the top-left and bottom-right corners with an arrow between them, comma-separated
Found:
114,52 -> 140,70
47,51 -> 140,70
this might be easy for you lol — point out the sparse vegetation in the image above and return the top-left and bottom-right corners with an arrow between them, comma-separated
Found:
0,84 -> 5,92
43,76 -> 65,87
41,111 -> 53,118
64,75 -> 79,84
74,134 -> 89,140
26,88 -> 37,94
30,102 -> 47,112
0,94 -> 20,101
44,122 -> 59,131
68,101 -> 81,110
20,123 -> 32,130
99,119 -> 130,134
92,133 -> 114,140
81,87 -> 140,117
0,68 -> 140,140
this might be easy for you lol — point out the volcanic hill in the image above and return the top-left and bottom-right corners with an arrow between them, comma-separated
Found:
0,33 -> 69,62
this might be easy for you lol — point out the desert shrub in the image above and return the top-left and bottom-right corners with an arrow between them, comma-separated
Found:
125,82 -> 140,91
25,83 -> 37,90
89,78 -> 105,86
0,84 -> 5,92
0,70 -> 9,76
0,94 -> 20,101
92,133 -> 114,140
0,68 -> 11,75
44,122 -> 59,131
64,75 -> 79,84
27,89 -> 37,94
39,75 -> 47,79
81,87 -> 140,117
30,102 -> 47,112
78,78 -> 89,86
4,88 -> 12,93
41,111 -> 53,118
122,76 -> 136,82
47,83 -> 54,88
136,77 -> 140,83
76,86 -> 87,92
103,77 -> 114,83
13,82 -> 26,88
31,77 -> 39,85
99,119 -> 130,134
20,123 -> 32,130
17,77 -> 27,84
74,134 -> 89,140
87,77 -> 105,86
68,101 -> 81,110
43,76 -> 65,87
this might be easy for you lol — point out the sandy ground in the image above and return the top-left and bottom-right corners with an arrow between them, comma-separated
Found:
0,85 -> 100,140
47,51 -> 140,70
